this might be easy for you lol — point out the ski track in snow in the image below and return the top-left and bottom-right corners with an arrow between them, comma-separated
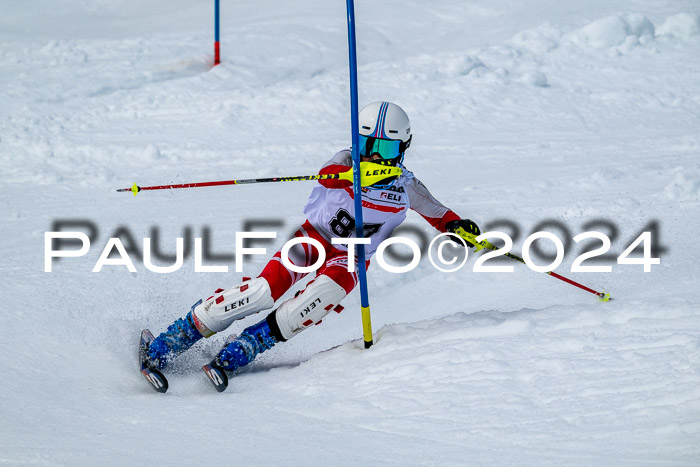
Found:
1,1 -> 700,465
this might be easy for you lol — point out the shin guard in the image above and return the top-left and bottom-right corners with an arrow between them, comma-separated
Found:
192,277 -> 275,336
274,275 -> 346,340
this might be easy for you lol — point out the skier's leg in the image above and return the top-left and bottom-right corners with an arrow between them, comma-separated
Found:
146,277 -> 275,370
147,222 -> 320,371
256,221 -> 325,301
213,253 -> 358,372
193,221 -> 326,340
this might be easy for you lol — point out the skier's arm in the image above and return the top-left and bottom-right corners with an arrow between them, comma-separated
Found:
406,176 -> 462,232
406,176 -> 481,245
318,150 -> 353,189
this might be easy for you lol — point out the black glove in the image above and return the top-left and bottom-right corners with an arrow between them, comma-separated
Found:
445,219 -> 481,247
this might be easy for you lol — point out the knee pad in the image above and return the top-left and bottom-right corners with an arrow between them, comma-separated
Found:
274,275 -> 347,340
192,277 -> 275,336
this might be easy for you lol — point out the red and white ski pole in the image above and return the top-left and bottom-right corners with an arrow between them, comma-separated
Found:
116,163 -> 403,196
453,228 -> 612,301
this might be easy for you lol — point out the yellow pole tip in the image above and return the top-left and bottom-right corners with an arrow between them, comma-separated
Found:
131,183 -> 139,196
599,292 -> 611,302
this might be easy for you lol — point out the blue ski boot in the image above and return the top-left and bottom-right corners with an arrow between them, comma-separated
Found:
146,300 -> 205,370
203,312 -> 285,392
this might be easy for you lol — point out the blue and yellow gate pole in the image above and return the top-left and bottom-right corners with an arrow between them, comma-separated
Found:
345,0 -> 373,349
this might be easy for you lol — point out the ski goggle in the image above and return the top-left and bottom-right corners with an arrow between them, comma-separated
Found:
358,135 -> 403,161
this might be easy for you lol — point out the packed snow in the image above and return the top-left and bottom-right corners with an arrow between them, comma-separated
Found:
1,0 -> 699,465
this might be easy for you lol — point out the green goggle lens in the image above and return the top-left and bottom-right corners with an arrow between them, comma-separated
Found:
358,135 -> 402,160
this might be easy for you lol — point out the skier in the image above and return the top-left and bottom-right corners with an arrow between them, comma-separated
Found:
141,101 -> 481,391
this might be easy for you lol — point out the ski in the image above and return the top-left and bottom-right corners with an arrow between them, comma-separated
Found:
202,334 -> 235,392
139,329 -> 169,393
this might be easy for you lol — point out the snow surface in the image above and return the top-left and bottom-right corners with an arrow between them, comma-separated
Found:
2,0 -> 700,465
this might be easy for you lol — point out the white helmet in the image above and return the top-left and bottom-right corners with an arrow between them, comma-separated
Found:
359,101 -> 412,144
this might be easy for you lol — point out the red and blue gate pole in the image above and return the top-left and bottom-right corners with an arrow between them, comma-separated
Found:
214,0 -> 220,65
345,0 -> 374,349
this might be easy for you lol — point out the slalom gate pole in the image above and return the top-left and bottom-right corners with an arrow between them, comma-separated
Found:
345,0 -> 374,349
454,228 -> 612,301
116,164 -> 402,195
214,0 -> 220,65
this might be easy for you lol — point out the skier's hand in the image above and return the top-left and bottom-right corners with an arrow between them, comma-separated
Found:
446,219 -> 481,248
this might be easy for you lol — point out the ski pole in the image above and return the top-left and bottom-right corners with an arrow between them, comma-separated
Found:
453,228 -> 612,301
116,163 -> 402,196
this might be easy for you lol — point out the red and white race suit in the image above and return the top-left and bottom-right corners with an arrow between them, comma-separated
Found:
259,149 -> 460,300
193,149 -> 463,339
